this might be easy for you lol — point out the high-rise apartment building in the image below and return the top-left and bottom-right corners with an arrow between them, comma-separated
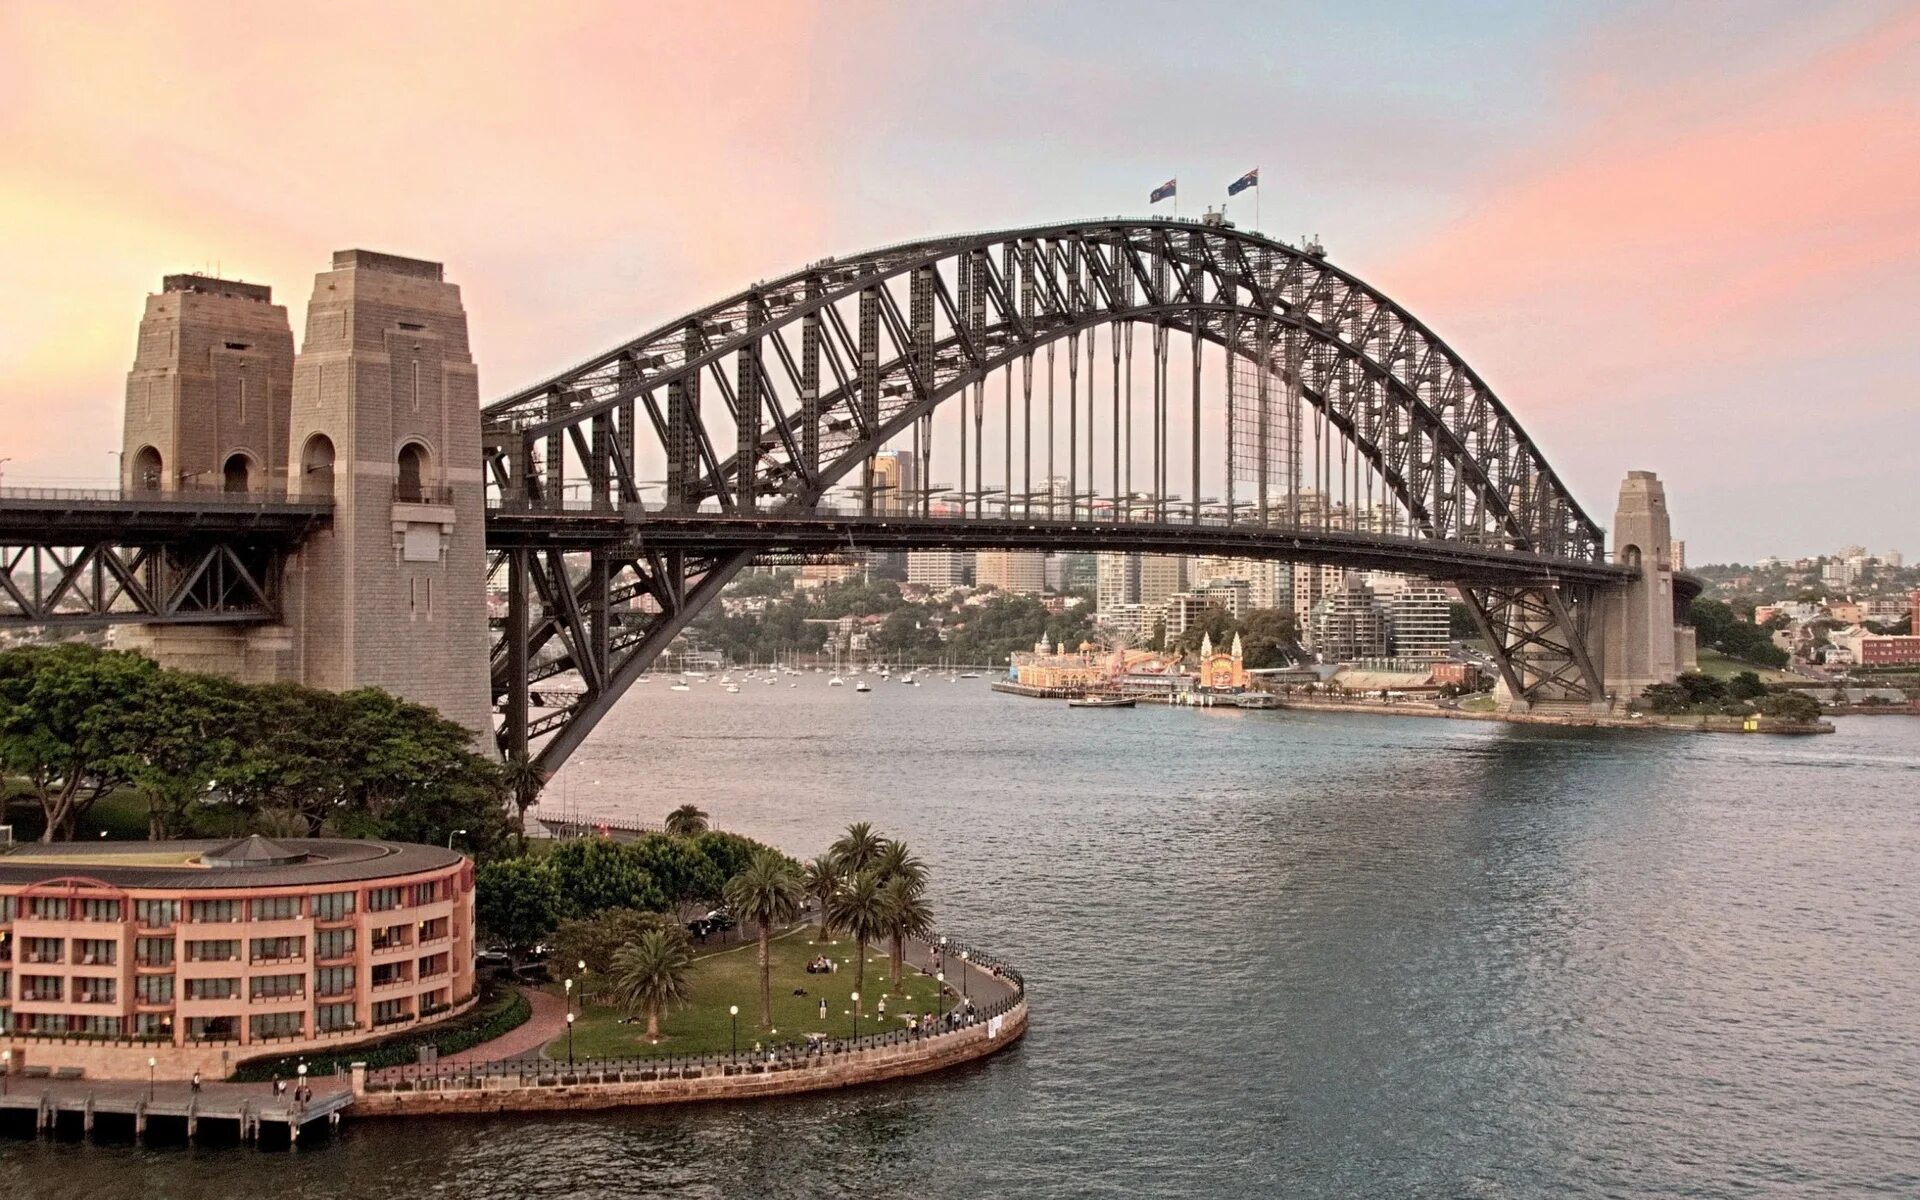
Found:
907,550 -> 970,590
1388,583 -> 1452,660
975,551 -> 1047,595
1310,579 -> 1391,662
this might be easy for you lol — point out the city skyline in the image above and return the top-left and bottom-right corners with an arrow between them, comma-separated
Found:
3,1 -> 1916,561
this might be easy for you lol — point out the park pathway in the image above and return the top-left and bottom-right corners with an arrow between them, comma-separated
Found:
443,986 -> 567,1065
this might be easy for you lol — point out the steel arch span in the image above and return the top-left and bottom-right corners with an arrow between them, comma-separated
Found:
481,218 -> 1632,771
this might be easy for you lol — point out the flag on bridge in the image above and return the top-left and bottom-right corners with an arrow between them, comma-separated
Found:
1228,168 -> 1258,196
1150,178 -> 1177,204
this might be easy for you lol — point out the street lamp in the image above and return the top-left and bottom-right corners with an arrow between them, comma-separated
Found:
960,950 -> 970,999
296,1062 -> 307,1104
447,828 -> 467,850
850,991 -> 860,1042
1,1049 -> 9,1094
566,1011 -> 576,1067
939,934 -> 948,972
729,1004 -> 739,1058
147,1055 -> 157,1102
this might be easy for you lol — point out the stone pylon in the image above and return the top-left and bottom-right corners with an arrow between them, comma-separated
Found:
282,250 -> 493,740
1599,470 -> 1694,698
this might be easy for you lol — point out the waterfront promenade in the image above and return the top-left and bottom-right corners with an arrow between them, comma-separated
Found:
0,1076 -> 351,1146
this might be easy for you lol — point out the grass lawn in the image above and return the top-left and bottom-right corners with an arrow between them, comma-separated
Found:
550,924 -> 950,1059
1460,695 -> 1498,713
1694,648 -> 1797,684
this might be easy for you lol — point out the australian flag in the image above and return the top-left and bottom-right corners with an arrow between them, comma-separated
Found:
1228,168 -> 1258,197
1149,178 -> 1177,204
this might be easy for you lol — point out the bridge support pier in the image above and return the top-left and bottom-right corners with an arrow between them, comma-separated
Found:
1598,470 -> 1694,700
1462,583 -> 1609,713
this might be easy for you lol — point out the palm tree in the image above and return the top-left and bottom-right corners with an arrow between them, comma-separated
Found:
825,870 -> 889,1021
830,822 -> 886,874
722,851 -> 805,1025
879,873 -> 934,994
872,839 -> 926,890
501,756 -> 545,850
802,855 -> 841,942
609,929 -> 695,1043
664,803 -> 710,839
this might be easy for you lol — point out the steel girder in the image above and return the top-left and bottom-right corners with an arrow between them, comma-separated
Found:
482,219 -> 1616,767
1458,583 -> 1607,711
0,539 -> 283,628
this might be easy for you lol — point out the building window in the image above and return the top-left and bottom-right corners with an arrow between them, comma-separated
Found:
367,887 -> 403,913
77,1016 -> 124,1036
188,899 -> 241,924
410,881 -> 440,907
250,895 -> 301,921
315,1002 -> 356,1033
250,936 -> 305,964
135,899 -> 179,928
372,999 -> 412,1027
417,953 -> 449,980
411,360 -> 421,412
311,891 -> 356,921
136,974 -> 175,1004
135,1013 -> 174,1039
20,976 -> 63,1002
314,928 -> 355,960
186,1016 -> 238,1042
371,962 -> 410,988
186,939 -> 240,962
135,937 -> 176,967
185,977 -> 239,1001
21,938 -> 63,965
76,978 -> 117,1005
314,966 -> 355,997
27,897 -> 69,920
76,939 -> 117,966
370,923 -> 410,952
418,917 -> 449,943
0,895 -> 14,922
250,973 -> 305,1000
79,898 -> 123,922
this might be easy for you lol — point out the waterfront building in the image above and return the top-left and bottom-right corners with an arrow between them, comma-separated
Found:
1310,579 -> 1391,662
906,550 -> 970,590
1387,583 -> 1452,660
975,550 -> 1047,596
0,836 -> 473,1080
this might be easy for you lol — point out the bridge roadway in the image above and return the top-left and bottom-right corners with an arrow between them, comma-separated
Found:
485,503 -> 1637,589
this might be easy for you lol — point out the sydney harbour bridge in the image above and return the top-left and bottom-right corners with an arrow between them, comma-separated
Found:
0,217 -> 1693,777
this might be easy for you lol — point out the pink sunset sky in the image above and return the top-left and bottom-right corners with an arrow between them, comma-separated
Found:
2,0 -> 1914,561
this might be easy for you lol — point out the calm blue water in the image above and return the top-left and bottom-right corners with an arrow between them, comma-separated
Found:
7,682 -> 1919,1198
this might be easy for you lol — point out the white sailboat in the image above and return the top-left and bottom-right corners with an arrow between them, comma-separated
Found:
854,679 -> 872,693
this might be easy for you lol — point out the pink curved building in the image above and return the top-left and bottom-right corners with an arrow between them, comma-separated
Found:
0,836 -> 474,1080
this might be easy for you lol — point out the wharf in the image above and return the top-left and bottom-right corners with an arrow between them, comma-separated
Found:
0,1077 -> 351,1146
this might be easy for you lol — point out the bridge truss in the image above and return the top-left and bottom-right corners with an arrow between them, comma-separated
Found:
480,218 -> 1625,771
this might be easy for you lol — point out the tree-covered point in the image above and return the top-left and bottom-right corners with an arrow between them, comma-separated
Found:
0,644 -> 511,851
1688,597 -> 1790,668
1638,670 -> 1821,721
1164,606 -> 1303,666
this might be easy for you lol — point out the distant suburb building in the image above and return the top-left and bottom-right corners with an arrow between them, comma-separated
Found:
0,836 -> 474,1081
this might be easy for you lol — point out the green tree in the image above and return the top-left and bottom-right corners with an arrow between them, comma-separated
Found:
475,858 -> 563,969
664,803 -> 710,838
501,756 -> 545,849
1237,608 -> 1304,669
546,838 -> 666,917
830,822 -> 886,875
116,668 -> 249,840
878,872 -> 934,995
550,908 -> 681,999
696,830 -> 770,890
803,855 -> 841,942
610,929 -> 696,1043
722,850 -> 807,1025
0,645 -> 156,840
1726,671 -> 1768,701
1758,690 -> 1823,722
627,833 -> 726,909
825,870 -> 889,1021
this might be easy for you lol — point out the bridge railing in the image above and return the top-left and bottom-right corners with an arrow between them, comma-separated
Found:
0,484 -> 330,509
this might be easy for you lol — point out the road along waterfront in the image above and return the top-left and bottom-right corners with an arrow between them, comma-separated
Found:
4,683 -> 1917,1198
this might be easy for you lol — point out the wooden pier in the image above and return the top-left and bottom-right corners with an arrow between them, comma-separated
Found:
0,1077 -> 352,1147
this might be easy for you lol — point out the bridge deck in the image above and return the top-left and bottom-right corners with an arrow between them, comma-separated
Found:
486,506 -> 1632,586
0,487 -> 332,543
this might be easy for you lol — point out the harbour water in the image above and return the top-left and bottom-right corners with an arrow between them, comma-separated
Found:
6,681 -> 1918,1198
